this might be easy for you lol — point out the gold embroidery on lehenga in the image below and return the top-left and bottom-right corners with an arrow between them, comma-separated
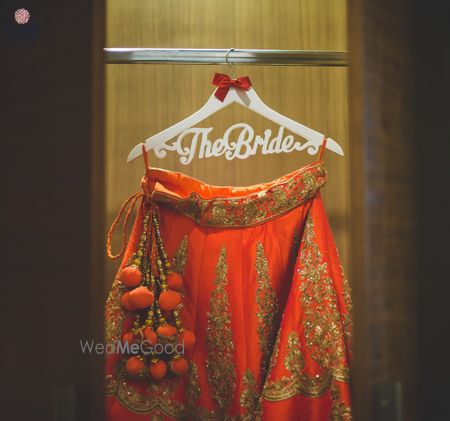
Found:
105,374 -> 117,396
106,360 -> 185,419
297,213 -> 351,384
108,359 -> 183,416
186,362 -> 218,420
105,278 -> 125,345
240,368 -> 262,421
255,242 -> 279,371
206,246 -> 236,415
115,377 -> 183,417
262,331 -> 332,401
108,361 -> 219,419
171,235 -> 189,274
186,362 -> 200,408
330,380 -> 352,421
339,258 -> 353,361
106,165 -> 352,418
261,214 -> 353,404
153,163 -> 327,228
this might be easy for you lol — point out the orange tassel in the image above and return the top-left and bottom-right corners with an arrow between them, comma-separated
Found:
143,327 -> 158,345
156,324 -> 177,337
149,359 -> 167,379
120,291 -> 138,311
119,265 -> 142,288
166,272 -> 183,290
125,356 -> 145,376
121,332 -> 134,345
170,356 -> 189,375
129,286 -> 154,309
158,290 -> 182,311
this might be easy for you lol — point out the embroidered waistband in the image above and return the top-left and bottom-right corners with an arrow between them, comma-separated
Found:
142,162 -> 327,228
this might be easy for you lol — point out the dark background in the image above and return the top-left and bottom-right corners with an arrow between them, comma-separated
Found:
0,0 -> 96,420
0,0 -> 449,420
413,2 -> 450,420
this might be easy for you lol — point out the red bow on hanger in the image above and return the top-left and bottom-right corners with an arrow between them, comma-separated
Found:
212,73 -> 252,102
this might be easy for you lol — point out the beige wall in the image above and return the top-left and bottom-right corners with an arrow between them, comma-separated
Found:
104,0 -> 349,289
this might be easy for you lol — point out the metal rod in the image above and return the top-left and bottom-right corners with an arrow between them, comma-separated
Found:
104,48 -> 347,67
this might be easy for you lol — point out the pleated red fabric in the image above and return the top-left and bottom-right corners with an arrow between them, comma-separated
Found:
105,159 -> 353,421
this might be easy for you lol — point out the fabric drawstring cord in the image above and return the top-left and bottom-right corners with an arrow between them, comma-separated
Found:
107,145 -> 154,260
106,192 -> 144,260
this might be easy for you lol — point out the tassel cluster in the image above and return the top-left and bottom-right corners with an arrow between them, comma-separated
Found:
118,203 -> 195,380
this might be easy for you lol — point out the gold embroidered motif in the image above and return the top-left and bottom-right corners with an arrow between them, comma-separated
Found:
262,331 -> 332,401
105,374 -> 118,396
284,331 -> 304,373
105,278 -> 125,345
171,235 -> 189,274
105,356 -> 125,397
330,381 -> 352,420
186,362 -> 200,409
206,246 -> 236,414
107,361 -> 221,419
115,377 -> 183,417
240,368 -> 262,421
153,163 -> 327,228
255,242 -> 279,371
339,260 -> 353,361
297,213 -> 351,384
185,362 -> 220,420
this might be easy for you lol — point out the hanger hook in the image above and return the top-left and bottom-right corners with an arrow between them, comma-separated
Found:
225,48 -> 236,79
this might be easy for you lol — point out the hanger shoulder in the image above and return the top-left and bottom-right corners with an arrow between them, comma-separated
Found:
325,137 -> 344,156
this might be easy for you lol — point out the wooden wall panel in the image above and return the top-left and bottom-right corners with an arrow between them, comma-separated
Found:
348,1 -> 419,420
104,1 -> 351,299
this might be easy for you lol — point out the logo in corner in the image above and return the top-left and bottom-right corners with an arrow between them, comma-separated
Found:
14,8 -> 31,25
4,8 -> 38,39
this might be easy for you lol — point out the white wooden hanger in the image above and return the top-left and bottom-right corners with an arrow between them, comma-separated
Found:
127,54 -> 344,162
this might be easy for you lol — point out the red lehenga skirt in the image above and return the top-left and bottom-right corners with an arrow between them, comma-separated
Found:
104,160 -> 353,421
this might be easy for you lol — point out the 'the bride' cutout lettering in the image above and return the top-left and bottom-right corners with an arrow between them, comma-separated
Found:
153,123 -> 320,165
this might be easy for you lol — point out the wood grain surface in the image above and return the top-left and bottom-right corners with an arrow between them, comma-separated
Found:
348,1 -> 419,420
